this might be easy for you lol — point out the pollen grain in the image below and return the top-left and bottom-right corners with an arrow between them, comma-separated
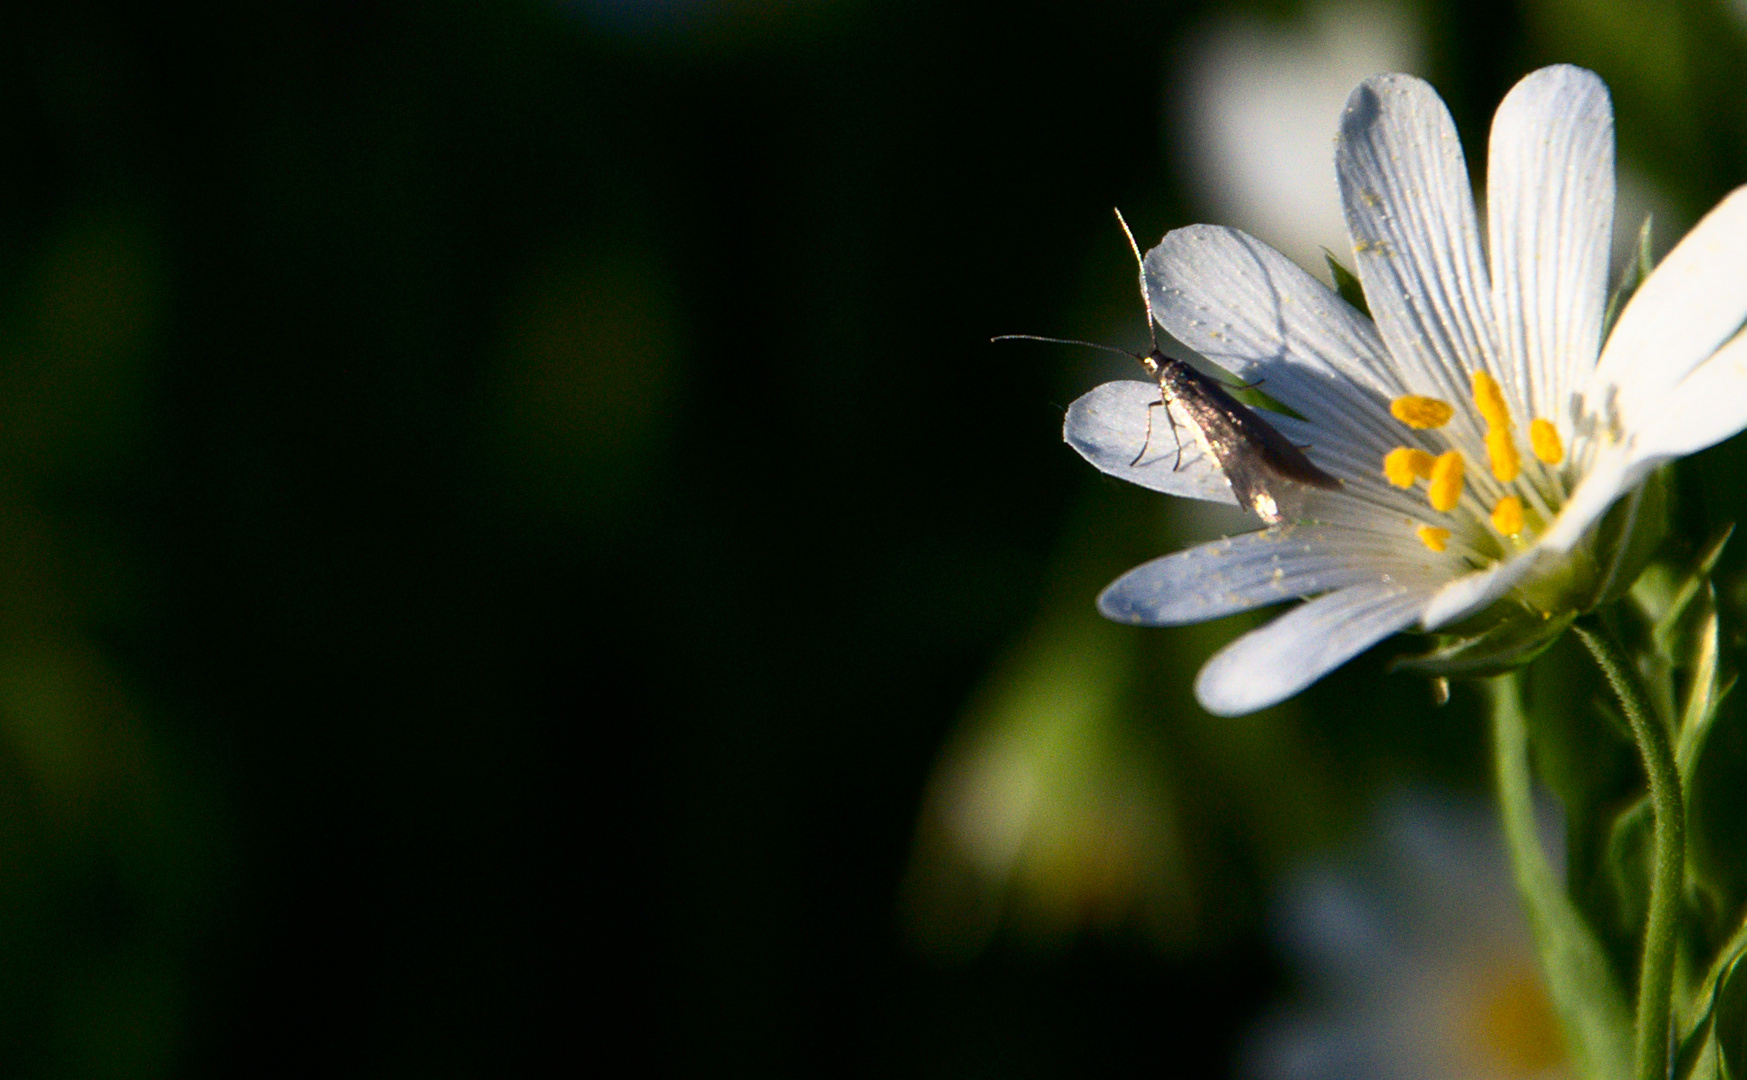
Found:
1416,525 -> 1451,552
1491,496 -> 1525,536
1428,451 -> 1464,512
1470,370 -> 1512,429
1486,427 -> 1521,483
1530,419 -> 1563,464
1390,395 -> 1454,429
1384,447 -> 1436,488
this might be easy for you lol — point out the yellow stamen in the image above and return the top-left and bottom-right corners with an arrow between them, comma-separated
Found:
1390,395 -> 1454,429
1471,370 -> 1512,429
1492,496 -> 1524,536
1530,418 -> 1563,465
1486,427 -> 1521,483
1383,447 -> 1436,488
1428,451 -> 1464,512
1416,525 -> 1450,552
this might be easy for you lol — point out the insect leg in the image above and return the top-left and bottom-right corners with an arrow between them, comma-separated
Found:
1166,398 -> 1185,472
1131,398 -> 1164,467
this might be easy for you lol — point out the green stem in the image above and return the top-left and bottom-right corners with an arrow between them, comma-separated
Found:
1574,616 -> 1685,1080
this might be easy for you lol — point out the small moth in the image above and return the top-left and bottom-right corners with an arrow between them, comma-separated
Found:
1001,210 -> 1341,524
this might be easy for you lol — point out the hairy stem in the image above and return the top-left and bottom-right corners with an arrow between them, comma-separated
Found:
1574,616 -> 1684,1080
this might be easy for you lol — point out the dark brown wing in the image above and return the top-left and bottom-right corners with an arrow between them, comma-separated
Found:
1160,361 -> 1342,520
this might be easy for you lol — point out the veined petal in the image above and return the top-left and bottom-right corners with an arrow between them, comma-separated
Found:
1063,380 -> 1238,504
1098,526 -> 1427,626
1487,65 -> 1614,425
1264,411 -> 1463,523
1194,583 -> 1430,716
1594,185 -> 1747,406
1143,225 -> 1401,425
1337,73 -> 1498,438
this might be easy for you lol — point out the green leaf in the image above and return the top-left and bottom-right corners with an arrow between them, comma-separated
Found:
1391,609 -> 1575,677
1602,213 -> 1655,341
1687,697 -> 1747,928
1675,1019 -> 1718,1080
1649,524 -> 1733,655
1492,673 -> 1634,1080
1680,915 -> 1747,1078
1716,945 -> 1747,1079
1517,633 -> 1639,976
1322,249 -> 1370,317
1676,589 -> 1728,789
1603,795 -> 1652,941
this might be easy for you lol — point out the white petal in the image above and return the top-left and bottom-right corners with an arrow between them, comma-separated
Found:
1537,452 -> 1642,553
1063,381 -> 1238,504
1637,327 -> 1747,457
1418,552 -> 1543,629
1098,526 -> 1422,626
1143,225 -> 1401,412
1594,185 -> 1747,405
1264,411 -> 1470,524
1487,65 -> 1614,426
1336,73 -> 1497,436
1193,583 -> 1429,716
1541,328 -> 1747,555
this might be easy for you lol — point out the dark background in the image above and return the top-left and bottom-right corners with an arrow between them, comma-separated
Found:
0,0 -> 1741,1075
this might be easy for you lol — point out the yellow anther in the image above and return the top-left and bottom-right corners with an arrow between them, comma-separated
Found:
1427,451 -> 1464,512
1416,525 -> 1451,552
1470,370 -> 1512,429
1383,447 -> 1436,488
1486,426 -> 1521,483
1530,418 -> 1563,465
1491,496 -> 1525,536
1390,395 -> 1454,429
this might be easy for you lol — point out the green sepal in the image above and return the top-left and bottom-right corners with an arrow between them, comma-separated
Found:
1587,465 -> 1672,610
1602,213 -> 1655,340
1322,249 -> 1370,317
1224,379 -> 1307,421
1183,355 -> 1309,421
1391,607 -> 1575,677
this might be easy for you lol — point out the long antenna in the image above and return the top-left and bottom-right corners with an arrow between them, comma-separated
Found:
989,333 -> 1140,360
1112,208 -> 1159,352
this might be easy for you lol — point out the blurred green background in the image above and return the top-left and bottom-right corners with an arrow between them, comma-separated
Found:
0,0 -> 1744,1075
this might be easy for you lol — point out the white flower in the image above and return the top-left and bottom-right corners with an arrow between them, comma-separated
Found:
1245,790 -> 1566,1080
1176,0 -> 1425,272
1066,65 -> 1747,716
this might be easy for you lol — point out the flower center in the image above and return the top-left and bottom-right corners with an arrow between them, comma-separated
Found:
1383,373 -> 1566,556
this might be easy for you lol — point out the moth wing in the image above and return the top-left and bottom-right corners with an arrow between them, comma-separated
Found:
1063,381 -> 1238,505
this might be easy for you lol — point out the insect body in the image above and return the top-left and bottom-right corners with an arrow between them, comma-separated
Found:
998,209 -> 1342,524
1139,344 -> 1341,523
